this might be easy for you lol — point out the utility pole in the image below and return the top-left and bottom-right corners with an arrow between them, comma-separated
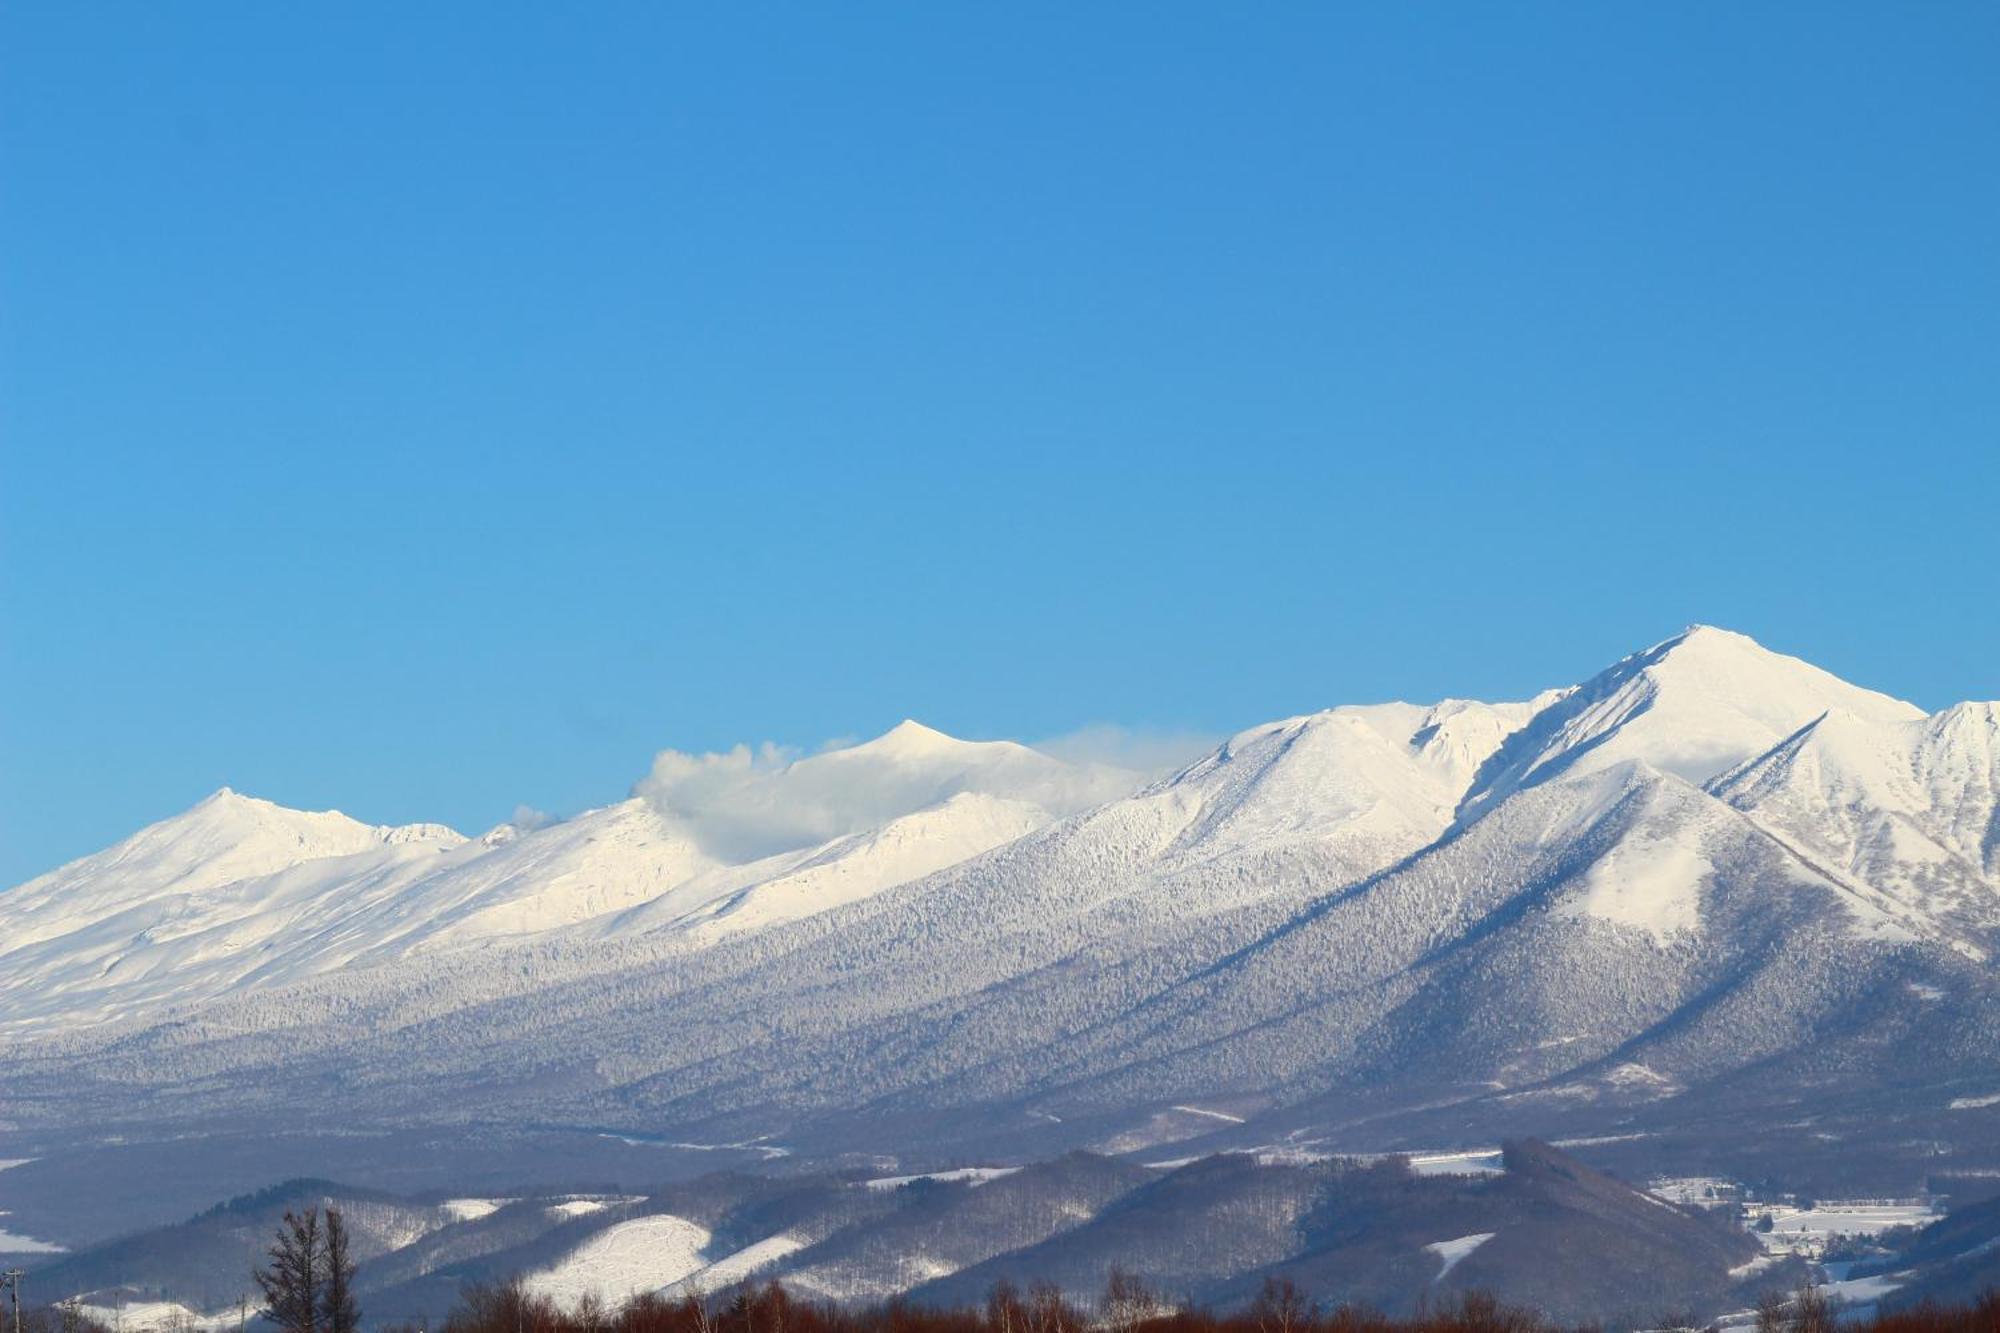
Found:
1,1268 -> 22,1333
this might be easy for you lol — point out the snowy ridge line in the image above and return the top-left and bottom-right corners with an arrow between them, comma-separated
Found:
6,624 -> 2000,1179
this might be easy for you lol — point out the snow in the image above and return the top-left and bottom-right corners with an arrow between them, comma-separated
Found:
597,792 -> 1053,946
1753,1202 -> 1938,1254
1648,1176 -> 1739,1208
0,1157 -> 64,1252
0,725 -> 1128,1035
1407,1150 -> 1504,1177
663,1233 -> 808,1294
74,1299 -> 215,1332
862,1167 -> 1021,1191
1728,1253 -> 1785,1280
0,1225 -> 64,1253
1557,830 -> 1710,944
547,1198 -> 623,1218
1168,1104 -> 1246,1123
1425,1233 -> 1495,1281
441,1197 -> 511,1222
523,1213 -> 714,1308
1461,626 -> 1923,822
1712,699 -> 2000,953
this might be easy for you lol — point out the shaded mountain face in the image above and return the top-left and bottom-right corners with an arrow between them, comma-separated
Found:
918,1142 -> 1762,1326
25,1145 -> 1771,1327
1710,702 -> 2000,953
5,626 -> 2000,1259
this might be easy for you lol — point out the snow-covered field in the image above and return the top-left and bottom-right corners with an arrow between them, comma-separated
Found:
1753,1202 -> 1938,1255
75,1299 -> 218,1333
1425,1233 -> 1495,1281
1407,1150 -> 1504,1177
1649,1176 -> 1740,1208
442,1197 -> 512,1222
524,1214 -> 714,1308
863,1167 -> 1021,1191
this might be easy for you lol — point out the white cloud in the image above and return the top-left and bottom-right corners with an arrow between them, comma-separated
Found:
509,804 -> 562,832
633,724 -> 1149,862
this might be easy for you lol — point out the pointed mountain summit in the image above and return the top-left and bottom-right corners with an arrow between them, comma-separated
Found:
1456,625 -> 1923,822
846,718 -> 986,757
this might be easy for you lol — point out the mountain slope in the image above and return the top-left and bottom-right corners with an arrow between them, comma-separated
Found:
7,626 -> 2000,1254
1710,702 -> 2000,953
0,726 -> 1127,1034
913,1142 -> 1761,1325
1458,626 -> 1924,822
0,787 -> 464,952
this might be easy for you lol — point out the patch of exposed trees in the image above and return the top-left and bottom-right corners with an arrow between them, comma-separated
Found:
385,1274 -> 2000,1333
253,1208 -> 359,1333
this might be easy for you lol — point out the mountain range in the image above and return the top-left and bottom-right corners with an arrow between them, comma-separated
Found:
23,1141 -> 1785,1328
4,625 -> 1999,1275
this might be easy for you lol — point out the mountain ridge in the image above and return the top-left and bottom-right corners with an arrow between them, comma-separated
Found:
5,626 -> 1998,1255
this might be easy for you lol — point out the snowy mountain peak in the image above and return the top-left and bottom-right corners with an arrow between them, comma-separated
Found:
869,718 -> 967,753
1929,698 -> 2000,741
0,789 -> 466,960
833,719 -> 1035,764
1456,626 -> 1923,822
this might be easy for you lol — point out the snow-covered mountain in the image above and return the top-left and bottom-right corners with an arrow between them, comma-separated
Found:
0,725 -> 1136,1032
5,625 -> 1999,1246
1456,625 -> 1923,820
1709,701 -> 2000,951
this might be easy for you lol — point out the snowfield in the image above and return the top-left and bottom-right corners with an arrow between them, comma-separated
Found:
524,1214 -> 714,1308
1425,1233 -> 1496,1281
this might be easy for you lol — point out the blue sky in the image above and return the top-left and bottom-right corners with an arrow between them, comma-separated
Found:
3,4 -> 1996,881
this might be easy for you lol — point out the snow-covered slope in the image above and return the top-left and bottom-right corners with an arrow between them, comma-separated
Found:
522,1213 -> 713,1307
1710,700 -> 2000,950
0,787 -> 464,952
1458,626 -> 1924,821
587,791 -> 1053,944
0,726 -> 1129,1032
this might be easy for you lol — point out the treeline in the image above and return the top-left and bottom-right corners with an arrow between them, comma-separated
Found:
410,1275 -> 2000,1333
12,1278 -> 2000,1333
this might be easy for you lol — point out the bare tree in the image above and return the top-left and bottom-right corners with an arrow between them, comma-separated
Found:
986,1281 -> 1024,1333
256,1209 -> 324,1333
322,1209 -> 360,1333
1251,1277 -> 1311,1333
1099,1268 -> 1156,1333
1026,1282 -> 1072,1333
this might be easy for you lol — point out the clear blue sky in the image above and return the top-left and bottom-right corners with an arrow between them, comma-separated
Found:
3,4 -> 1996,881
